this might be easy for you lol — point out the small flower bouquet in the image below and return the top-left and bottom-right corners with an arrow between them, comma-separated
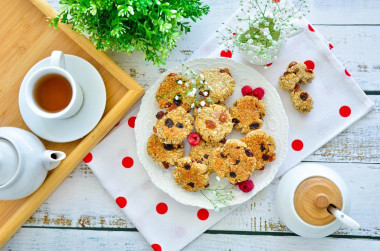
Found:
217,0 -> 310,65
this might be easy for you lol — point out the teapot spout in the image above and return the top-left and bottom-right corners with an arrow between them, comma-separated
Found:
42,150 -> 66,171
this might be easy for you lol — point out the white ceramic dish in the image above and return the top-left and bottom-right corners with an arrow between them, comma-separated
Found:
135,58 -> 289,209
19,55 -> 106,143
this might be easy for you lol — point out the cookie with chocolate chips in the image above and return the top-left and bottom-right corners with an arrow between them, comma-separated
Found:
241,129 -> 276,170
189,139 -> 225,173
155,73 -> 196,111
210,139 -> 256,184
173,157 -> 209,192
290,84 -> 314,114
229,96 -> 266,134
147,134 -> 184,169
154,106 -> 194,144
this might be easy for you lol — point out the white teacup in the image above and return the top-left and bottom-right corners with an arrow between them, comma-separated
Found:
25,51 -> 83,120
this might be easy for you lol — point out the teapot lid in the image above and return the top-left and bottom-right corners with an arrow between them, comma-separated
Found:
294,177 -> 343,226
0,138 -> 19,186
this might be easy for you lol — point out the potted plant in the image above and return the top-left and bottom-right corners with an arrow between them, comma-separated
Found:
217,0 -> 310,65
50,0 -> 209,65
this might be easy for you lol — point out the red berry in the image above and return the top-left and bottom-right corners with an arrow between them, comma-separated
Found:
187,132 -> 201,146
238,179 -> 254,193
252,87 -> 265,100
241,85 -> 253,96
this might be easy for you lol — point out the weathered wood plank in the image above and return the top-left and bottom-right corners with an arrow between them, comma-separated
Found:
4,228 -> 380,250
22,162 -> 380,237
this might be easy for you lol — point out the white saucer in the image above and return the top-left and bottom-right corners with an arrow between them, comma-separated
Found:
19,55 -> 106,143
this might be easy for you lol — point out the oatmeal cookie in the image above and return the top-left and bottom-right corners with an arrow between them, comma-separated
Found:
287,61 -> 315,85
156,73 -> 196,111
196,68 -> 235,103
194,104 -> 233,142
210,139 -> 256,184
290,85 -> 313,114
189,139 -> 225,173
147,134 -> 184,169
241,129 -> 276,170
154,106 -> 194,144
193,98 -> 226,117
173,157 -> 209,192
229,96 -> 266,134
279,72 -> 299,92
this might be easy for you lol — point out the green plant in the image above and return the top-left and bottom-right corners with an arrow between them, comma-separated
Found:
50,0 -> 209,65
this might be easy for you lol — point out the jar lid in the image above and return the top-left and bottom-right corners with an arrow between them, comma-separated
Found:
0,138 -> 19,186
294,177 -> 343,226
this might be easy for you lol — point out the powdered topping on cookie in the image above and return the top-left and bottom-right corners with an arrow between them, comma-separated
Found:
241,129 -> 276,170
156,73 -> 196,111
147,134 -> 184,169
154,106 -> 194,144
189,139 -> 225,173
194,104 -> 233,142
229,96 -> 266,134
290,84 -> 314,114
173,157 -> 209,192
196,68 -> 235,103
211,139 -> 256,184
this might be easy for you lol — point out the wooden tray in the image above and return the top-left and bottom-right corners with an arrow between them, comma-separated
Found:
0,0 -> 144,247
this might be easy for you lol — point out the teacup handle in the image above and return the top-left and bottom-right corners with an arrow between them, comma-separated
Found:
50,50 -> 66,69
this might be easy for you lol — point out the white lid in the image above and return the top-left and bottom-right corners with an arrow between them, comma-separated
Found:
0,138 -> 18,186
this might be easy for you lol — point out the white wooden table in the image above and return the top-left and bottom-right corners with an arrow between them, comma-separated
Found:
4,0 -> 380,250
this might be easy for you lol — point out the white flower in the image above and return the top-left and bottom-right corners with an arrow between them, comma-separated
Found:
176,79 -> 183,85
174,95 -> 180,100
200,74 -> 205,81
200,101 -> 206,106
203,91 -> 209,96
247,39 -> 253,44
187,88 -> 197,97
245,34 -> 251,39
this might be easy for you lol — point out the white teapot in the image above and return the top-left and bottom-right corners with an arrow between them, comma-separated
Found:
275,163 -> 360,238
0,127 -> 65,200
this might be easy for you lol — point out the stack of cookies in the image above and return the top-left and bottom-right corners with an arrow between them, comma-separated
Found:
147,69 -> 276,192
279,61 -> 315,113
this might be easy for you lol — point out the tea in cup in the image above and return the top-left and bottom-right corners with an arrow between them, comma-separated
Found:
25,51 -> 83,119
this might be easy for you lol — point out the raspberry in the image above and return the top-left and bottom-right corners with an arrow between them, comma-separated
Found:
241,85 -> 253,96
187,132 -> 201,146
252,87 -> 265,100
238,179 -> 254,193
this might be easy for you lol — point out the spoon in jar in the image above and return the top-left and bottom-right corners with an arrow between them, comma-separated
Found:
327,205 -> 360,230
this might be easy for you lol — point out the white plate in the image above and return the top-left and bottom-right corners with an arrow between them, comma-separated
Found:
19,55 -> 106,143
135,58 -> 288,209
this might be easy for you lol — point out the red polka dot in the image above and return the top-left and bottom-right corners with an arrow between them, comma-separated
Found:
122,157 -> 134,168
156,203 -> 168,215
339,106 -> 351,117
304,60 -> 315,70
220,49 -> 232,58
266,63 -> 273,67
232,32 -> 236,35
292,140 -> 303,151
151,244 -> 161,251
345,69 -> 351,77
197,208 -> 209,220
116,196 -> 127,208
128,116 -> 136,128
83,153 -> 93,163
272,0 -> 280,2
329,43 -> 334,50
308,24 -> 315,32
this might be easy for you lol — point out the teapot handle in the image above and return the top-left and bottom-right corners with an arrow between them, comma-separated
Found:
328,205 -> 360,230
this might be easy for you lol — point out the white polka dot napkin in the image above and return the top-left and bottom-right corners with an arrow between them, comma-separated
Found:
85,15 -> 373,251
